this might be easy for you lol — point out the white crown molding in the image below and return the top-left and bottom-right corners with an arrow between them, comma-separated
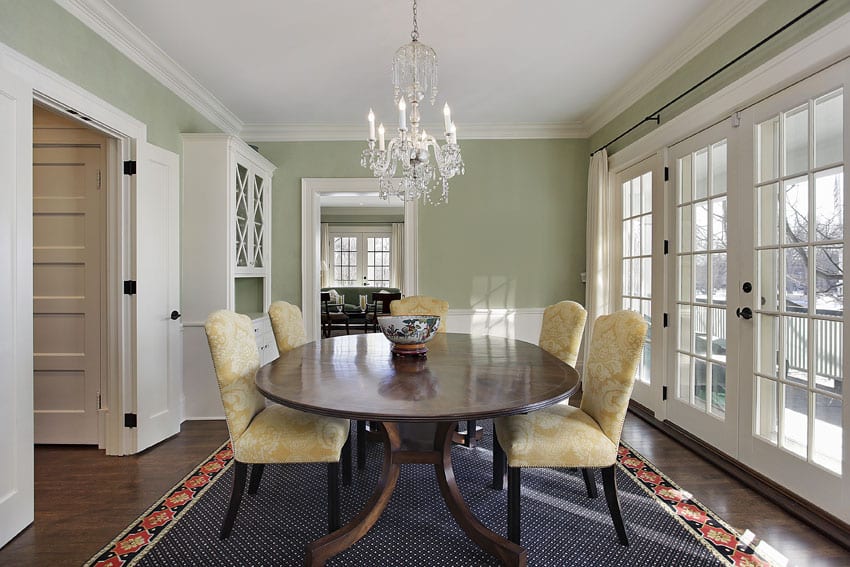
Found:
583,0 -> 767,137
241,122 -> 587,142
54,0 -> 243,135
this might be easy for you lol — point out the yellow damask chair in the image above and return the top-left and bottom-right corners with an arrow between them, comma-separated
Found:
268,300 -> 308,354
538,300 -> 587,368
389,295 -> 449,332
205,310 -> 351,538
493,310 -> 648,546
268,300 -> 369,470
492,300 -> 587,485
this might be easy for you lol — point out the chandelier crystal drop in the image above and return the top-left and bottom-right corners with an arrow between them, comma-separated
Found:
360,0 -> 464,205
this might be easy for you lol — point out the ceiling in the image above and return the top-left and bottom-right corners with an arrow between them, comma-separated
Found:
70,0 -> 765,139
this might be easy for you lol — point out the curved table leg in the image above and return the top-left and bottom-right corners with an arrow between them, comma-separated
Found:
305,423 -> 401,566
433,422 -> 527,567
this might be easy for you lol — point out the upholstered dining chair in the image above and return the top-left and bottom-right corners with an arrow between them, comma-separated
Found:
268,300 -> 308,354
492,309 -> 648,547
389,295 -> 449,332
538,300 -> 588,368
269,300 -> 370,471
205,310 -> 351,538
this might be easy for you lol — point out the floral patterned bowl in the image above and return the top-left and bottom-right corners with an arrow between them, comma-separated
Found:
378,315 -> 441,356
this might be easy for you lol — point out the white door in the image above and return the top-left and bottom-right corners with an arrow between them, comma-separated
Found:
133,142 -> 181,452
0,68 -> 34,547
32,109 -> 107,444
614,155 -> 665,415
737,64 -> 848,520
666,123 -> 740,456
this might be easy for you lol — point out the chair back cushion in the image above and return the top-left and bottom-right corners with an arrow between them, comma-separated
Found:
205,310 -> 265,443
538,301 -> 587,367
389,295 -> 449,333
268,301 -> 308,353
580,310 -> 648,444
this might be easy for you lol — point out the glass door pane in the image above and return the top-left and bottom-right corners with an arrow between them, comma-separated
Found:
752,89 -> 844,475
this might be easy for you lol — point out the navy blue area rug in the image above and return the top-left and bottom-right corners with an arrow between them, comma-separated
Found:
86,423 -> 771,566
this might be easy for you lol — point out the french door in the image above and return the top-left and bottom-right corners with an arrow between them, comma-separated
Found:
615,155 -> 666,415
660,60 -> 848,520
667,123 -> 741,455
736,64 -> 847,517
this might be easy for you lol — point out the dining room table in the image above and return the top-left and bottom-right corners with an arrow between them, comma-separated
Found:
255,332 -> 581,566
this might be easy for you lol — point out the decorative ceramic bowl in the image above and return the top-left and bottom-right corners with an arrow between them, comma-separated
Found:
378,315 -> 441,356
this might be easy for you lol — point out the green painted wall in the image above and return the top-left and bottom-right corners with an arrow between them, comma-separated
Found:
590,0 -> 850,154
0,0 -> 220,152
254,139 -> 589,310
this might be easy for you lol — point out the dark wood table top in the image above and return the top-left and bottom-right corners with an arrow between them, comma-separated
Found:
256,332 -> 580,422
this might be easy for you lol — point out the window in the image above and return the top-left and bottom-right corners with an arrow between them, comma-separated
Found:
330,227 -> 393,286
620,171 -> 653,385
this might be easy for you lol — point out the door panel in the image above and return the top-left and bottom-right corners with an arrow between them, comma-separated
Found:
667,123 -> 740,456
134,142 -> 181,452
0,66 -> 34,549
614,155 -> 664,414
32,139 -> 105,444
737,65 -> 847,520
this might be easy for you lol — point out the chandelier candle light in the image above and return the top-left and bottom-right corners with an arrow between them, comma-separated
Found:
361,0 -> 464,204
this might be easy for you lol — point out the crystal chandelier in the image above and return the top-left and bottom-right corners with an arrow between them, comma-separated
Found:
361,0 -> 464,205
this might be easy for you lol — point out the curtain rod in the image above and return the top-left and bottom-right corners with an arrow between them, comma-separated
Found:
590,0 -> 831,157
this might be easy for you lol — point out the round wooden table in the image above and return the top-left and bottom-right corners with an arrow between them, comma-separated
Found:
256,332 -> 580,567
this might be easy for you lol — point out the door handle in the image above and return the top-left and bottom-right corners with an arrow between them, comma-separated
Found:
170,310 -> 181,320
736,307 -> 753,320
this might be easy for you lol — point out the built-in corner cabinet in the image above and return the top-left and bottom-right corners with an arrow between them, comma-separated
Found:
181,134 -> 279,418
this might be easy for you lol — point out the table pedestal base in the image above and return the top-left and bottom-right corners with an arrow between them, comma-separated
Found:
305,421 -> 526,566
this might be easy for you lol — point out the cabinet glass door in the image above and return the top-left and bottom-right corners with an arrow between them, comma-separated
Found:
252,173 -> 266,269
235,164 -> 250,268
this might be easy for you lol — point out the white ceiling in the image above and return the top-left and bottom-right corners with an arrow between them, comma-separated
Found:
68,0 -> 765,139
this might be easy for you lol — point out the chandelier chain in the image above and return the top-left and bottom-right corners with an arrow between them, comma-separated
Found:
411,0 -> 419,41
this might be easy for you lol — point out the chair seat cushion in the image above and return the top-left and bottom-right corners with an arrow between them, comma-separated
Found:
234,405 -> 349,464
494,405 -> 618,468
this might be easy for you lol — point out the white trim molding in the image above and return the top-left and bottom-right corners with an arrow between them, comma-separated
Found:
242,121 -> 588,142
583,0 -> 767,136
55,0 -> 242,134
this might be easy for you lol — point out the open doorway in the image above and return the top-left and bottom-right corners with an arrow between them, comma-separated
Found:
302,178 -> 419,340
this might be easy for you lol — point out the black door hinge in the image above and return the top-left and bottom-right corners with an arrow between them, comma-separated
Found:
664,166 -> 669,182
663,313 -> 669,327
123,280 -> 137,295
663,239 -> 669,255
124,413 -> 137,428
123,160 -> 137,175
662,386 -> 668,401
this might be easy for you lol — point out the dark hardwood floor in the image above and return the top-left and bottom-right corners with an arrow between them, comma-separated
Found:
0,415 -> 847,565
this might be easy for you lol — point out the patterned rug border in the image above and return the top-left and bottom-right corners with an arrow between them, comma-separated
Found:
615,442 -> 772,566
84,442 -> 235,567
84,438 -> 774,567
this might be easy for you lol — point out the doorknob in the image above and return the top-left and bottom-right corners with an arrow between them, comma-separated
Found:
170,310 -> 181,320
736,307 -> 753,320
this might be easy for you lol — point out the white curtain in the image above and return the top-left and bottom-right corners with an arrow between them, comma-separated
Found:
584,148 -> 613,372
390,222 -> 404,290
320,223 -> 330,287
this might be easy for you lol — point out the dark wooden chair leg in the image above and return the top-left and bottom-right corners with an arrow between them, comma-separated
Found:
342,430 -> 352,486
507,466 -> 521,545
247,463 -> 265,495
220,461 -> 248,539
465,420 -> 477,447
327,461 -> 340,533
356,420 -> 366,470
581,468 -> 598,498
601,465 -> 629,546
492,430 -> 506,490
